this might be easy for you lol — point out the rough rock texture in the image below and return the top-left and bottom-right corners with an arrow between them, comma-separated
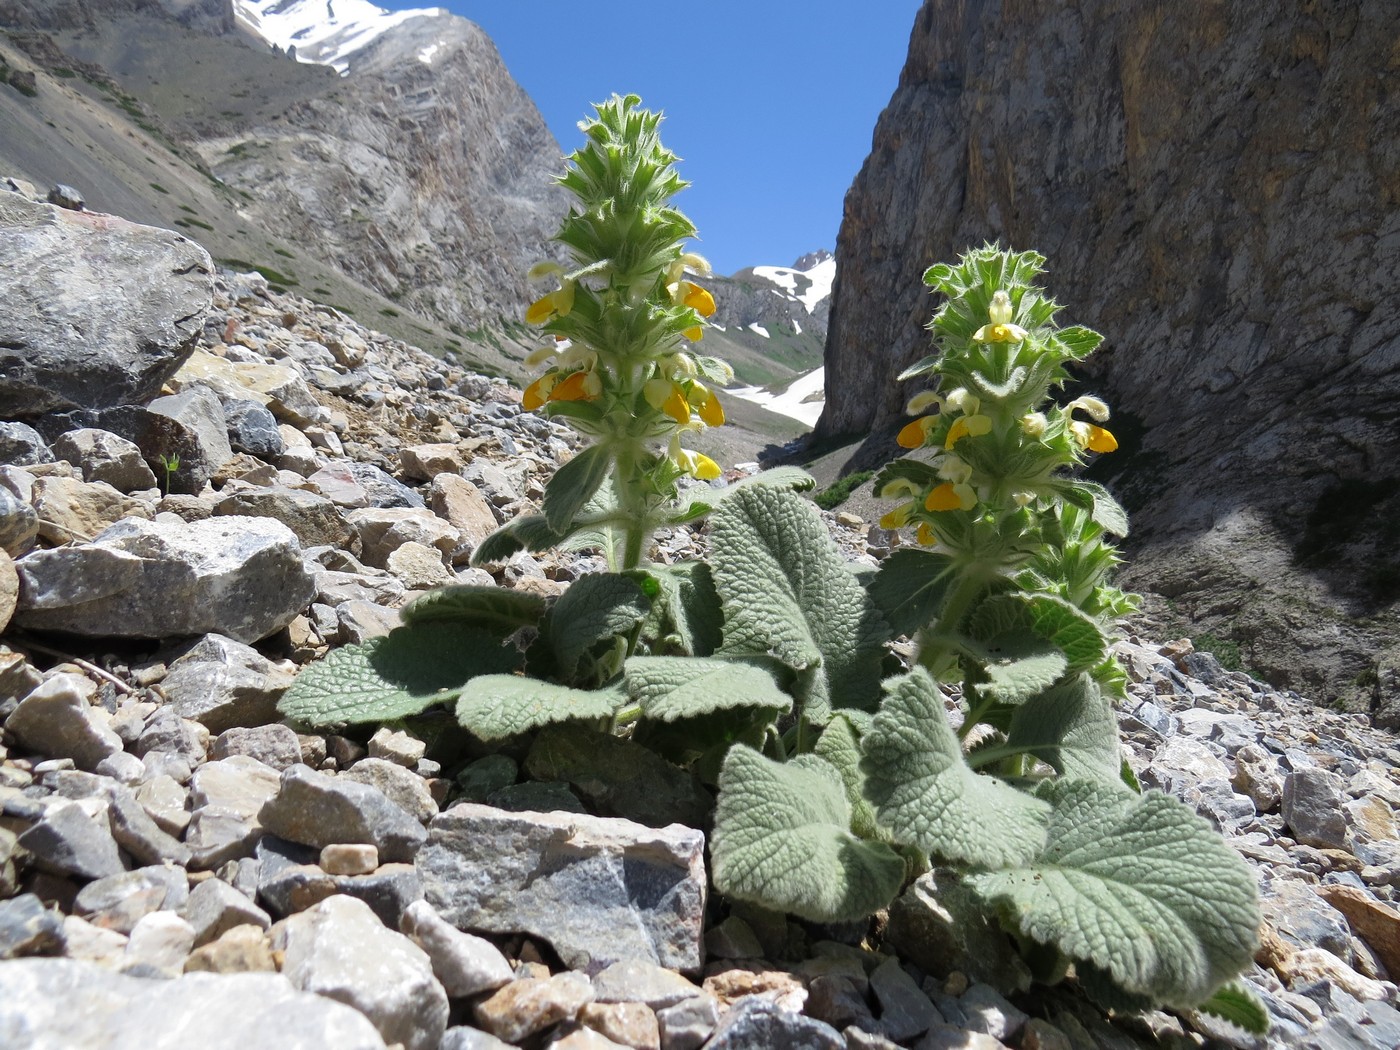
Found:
14,515 -> 314,642
0,193 -> 213,417
822,0 -> 1400,718
417,804 -> 707,976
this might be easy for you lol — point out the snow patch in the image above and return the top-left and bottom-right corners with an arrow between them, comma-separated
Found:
750,255 -> 836,314
747,323 -> 770,339
418,42 -> 442,65
234,0 -> 447,75
728,367 -> 825,428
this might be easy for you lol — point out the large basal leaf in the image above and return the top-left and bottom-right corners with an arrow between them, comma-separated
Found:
861,667 -> 1050,867
624,656 -> 791,722
401,585 -> 547,635
711,745 -> 905,923
866,548 -> 956,639
1004,673 -> 1123,786
455,674 -> 627,741
967,779 -> 1262,1009
549,572 -> 650,680
711,486 -> 889,720
279,623 -> 520,726
542,443 -> 612,534
967,592 -> 1106,673
814,714 -> 883,840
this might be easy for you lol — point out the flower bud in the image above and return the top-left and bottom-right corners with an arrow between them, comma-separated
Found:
989,290 -> 1013,325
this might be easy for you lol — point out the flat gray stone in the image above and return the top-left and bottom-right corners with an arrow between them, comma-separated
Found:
224,398 -> 285,459
870,956 -> 941,1041
107,786 -> 192,866
0,893 -> 64,959
181,875 -> 271,947
655,995 -> 720,1050
272,894 -> 446,1050
590,958 -> 703,1010
0,421 -> 53,465
73,865 -> 187,934
1283,768 -> 1350,849
418,804 -> 706,976
0,958 -> 387,1049
0,194 -> 212,417
15,516 -> 315,643
212,724 -> 303,771
705,996 -> 842,1049
259,765 -> 426,863
16,801 -> 124,880
340,757 -> 437,824
160,656 -> 289,734
49,428 -> 157,493
5,673 -> 123,771
143,385 -> 234,494
215,487 -> 352,549
0,485 -> 39,555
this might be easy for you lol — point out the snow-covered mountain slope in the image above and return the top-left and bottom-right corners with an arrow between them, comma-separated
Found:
728,366 -> 826,428
234,0 -> 447,73
750,252 -> 836,314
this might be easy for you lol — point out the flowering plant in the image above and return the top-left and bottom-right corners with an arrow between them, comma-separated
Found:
281,108 -> 1265,1034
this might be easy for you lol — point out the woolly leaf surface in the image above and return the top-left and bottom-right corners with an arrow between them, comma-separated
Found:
455,675 -> 627,741
624,655 -> 791,722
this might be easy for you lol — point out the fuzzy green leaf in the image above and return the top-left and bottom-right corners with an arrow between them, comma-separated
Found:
1050,325 -> 1104,361
969,632 -> 1068,705
549,573 -> 650,680
472,514 -> 566,565
1005,673 -> 1123,786
968,593 -> 1106,673
1079,480 -> 1130,538
672,466 -> 816,523
866,548 -> 956,638
897,354 -> 942,381
455,675 -> 627,741
1195,981 -> 1270,1036
711,486 -> 889,720
862,668 -> 1051,866
711,745 -> 905,922
968,779 -> 1262,1009
279,624 -> 520,726
632,561 -> 723,656
401,585 -> 547,635
624,656 -> 792,722
814,714 -> 883,840
543,443 -> 612,535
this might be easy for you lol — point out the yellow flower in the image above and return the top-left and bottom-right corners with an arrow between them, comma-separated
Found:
689,382 -> 725,426
644,378 -> 691,424
525,282 -> 575,325
973,291 -> 1027,343
916,522 -> 938,546
550,369 -> 602,403
897,416 -> 937,449
905,390 -> 942,415
879,502 -> 916,529
684,325 -> 704,342
1068,420 -> 1117,453
680,282 -> 716,317
936,454 -> 973,484
522,373 -> 558,411
944,413 -> 992,449
1020,412 -> 1048,438
1066,395 -> 1111,422
925,482 -> 977,512
943,387 -> 979,415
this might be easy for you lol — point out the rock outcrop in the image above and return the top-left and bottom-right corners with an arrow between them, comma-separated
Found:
821,0 -> 1400,719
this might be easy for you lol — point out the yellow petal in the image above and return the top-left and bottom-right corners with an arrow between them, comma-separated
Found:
691,453 -> 722,480
663,388 -> 690,425
925,483 -> 963,512
550,370 -> 598,402
1087,425 -> 1118,453
916,522 -> 937,546
551,283 -> 575,318
952,482 -> 978,510
684,325 -> 704,342
525,294 -> 555,325
697,392 -> 724,427
943,418 -> 970,449
643,377 -> 675,412
683,282 -> 717,317
522,374 -> 554,411
879,504 -> 912,530
897,417 -> 931,449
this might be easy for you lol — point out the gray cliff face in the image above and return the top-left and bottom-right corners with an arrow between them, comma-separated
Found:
824,0 -> 1400,719
204,14 -> 565,334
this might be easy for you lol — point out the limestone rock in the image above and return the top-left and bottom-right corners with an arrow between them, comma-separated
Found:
340,757 -> 437,824
272,894 -> 447,1050
0,485 -> 39,555
5,672 -> 123,771
0,958 -> 388,1049
0,893 -> 65,959
0,421 -> 54,466
14,516 -> 315,643
31,475 -> 152,544
49,428 -> 158,493
398,898 -> 514,998
143,385 -> 235,494
15,800 -> 125,880
429,473 -> 500,562
704,996 -> 842,1049
0,194 -> 213,417
214,487 -> 352,549
418,804 -> 706,975
473,972 -> 595,1044
258,765 -> 427,862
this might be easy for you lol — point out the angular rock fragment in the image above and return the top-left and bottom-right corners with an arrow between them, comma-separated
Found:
399,898 -> 514,998
5,672 -> 123,771
418,804 -> 705,975
258,765 -> 426,862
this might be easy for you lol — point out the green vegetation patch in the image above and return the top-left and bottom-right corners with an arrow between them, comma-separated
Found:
814,470 -> 874,510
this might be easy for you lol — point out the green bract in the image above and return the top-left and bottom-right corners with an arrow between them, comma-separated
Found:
279,103 -> 1264,1033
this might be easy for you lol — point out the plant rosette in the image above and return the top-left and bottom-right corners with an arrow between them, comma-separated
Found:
278,116 -> 1265,1034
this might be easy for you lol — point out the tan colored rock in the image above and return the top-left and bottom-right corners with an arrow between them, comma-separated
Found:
429,473 -> 499,562
1316,884 -> 1400,978
701,966 -> 806,1012
399,444 -> 465,482
0,549 -> 16,633
320,843 -> 379,876
474,973 -> 595,1044
385,541 -> 455,589
347,507 -> 459,568
31,475 -> 151,544
1275,947 -> 1392,1002
184,923 -> 278,974
579,1002 -> 660,1050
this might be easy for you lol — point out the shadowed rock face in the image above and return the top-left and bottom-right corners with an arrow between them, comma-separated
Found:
822,0 -> 1400,719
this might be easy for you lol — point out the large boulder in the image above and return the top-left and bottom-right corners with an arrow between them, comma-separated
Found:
13,516 -> 314,643
0,194 -> 213,418
821,0 -> 1400,716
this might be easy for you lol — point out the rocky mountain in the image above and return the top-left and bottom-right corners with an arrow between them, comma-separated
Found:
1,183 -> 1399,1050
820,0 -> 1399,724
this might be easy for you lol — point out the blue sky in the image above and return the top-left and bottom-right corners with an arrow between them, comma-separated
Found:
438,2 -> 924,275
